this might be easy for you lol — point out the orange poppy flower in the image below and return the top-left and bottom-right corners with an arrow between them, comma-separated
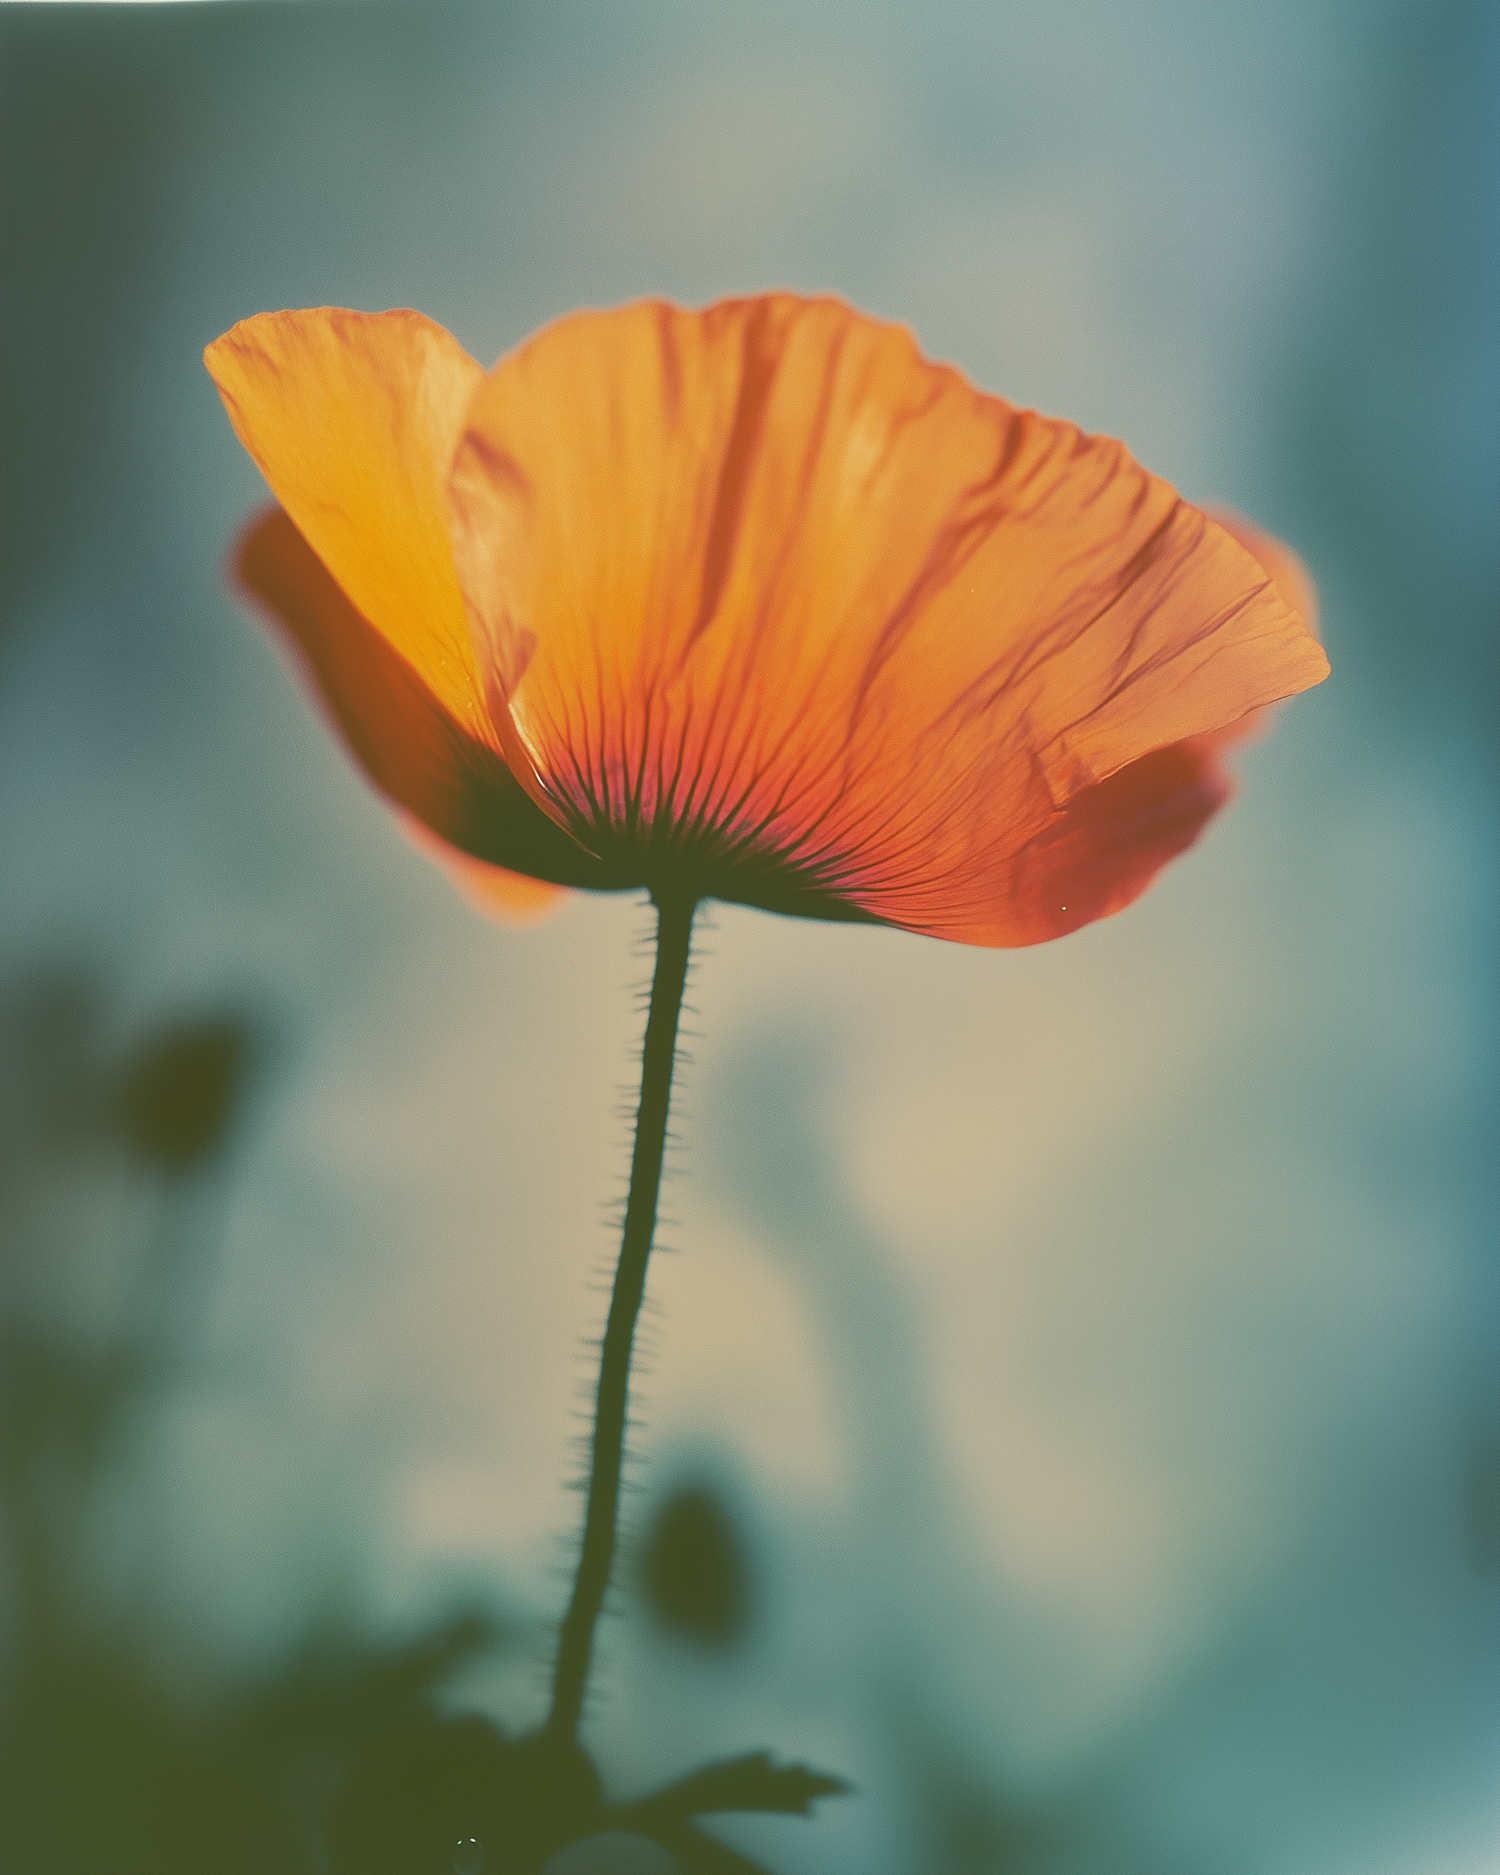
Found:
207,295 -> 1327,944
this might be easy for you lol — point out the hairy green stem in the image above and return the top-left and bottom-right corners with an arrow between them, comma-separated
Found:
546,890 -> 699,1742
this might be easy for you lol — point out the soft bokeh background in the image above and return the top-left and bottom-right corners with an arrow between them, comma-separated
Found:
2,3 -> 1497,1871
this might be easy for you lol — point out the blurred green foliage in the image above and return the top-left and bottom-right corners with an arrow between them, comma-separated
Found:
0,972 -> 508,1875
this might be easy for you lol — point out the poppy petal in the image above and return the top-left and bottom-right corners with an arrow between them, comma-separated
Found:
235,506 -> 612,895
999,513 -> 1322,941
206,308 -> 492,741
996,740 -> 1233,945
447,295 -> 1329,944
392,811 -> 567,925
1197,510 -> 1320,753
1210,509 -> 1318,637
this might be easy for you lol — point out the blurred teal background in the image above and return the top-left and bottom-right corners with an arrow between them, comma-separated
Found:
1,3 -> 1496,1872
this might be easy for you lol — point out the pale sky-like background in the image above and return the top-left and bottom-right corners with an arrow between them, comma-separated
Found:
2,5 -> 1497,1873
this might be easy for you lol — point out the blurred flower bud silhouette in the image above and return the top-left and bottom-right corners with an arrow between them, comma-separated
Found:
639,1483 -> 751,1648
111,1015 -> 255,1175
205,295 -> 1327,942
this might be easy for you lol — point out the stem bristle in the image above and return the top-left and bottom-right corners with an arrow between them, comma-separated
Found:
545,893 -> 699,1743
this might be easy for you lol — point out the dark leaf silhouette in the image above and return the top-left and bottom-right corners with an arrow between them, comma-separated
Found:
625,1752 -> 850,1823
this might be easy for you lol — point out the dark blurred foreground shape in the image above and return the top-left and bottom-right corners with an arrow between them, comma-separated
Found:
639,1485 -> 752,1650
0,971 -> 515,1875
0,960 -> 839,1875
113,1015 -> 252,1174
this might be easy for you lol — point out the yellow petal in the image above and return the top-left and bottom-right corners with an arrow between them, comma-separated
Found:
206,308 -> 491,740
235,504 -> 611,894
